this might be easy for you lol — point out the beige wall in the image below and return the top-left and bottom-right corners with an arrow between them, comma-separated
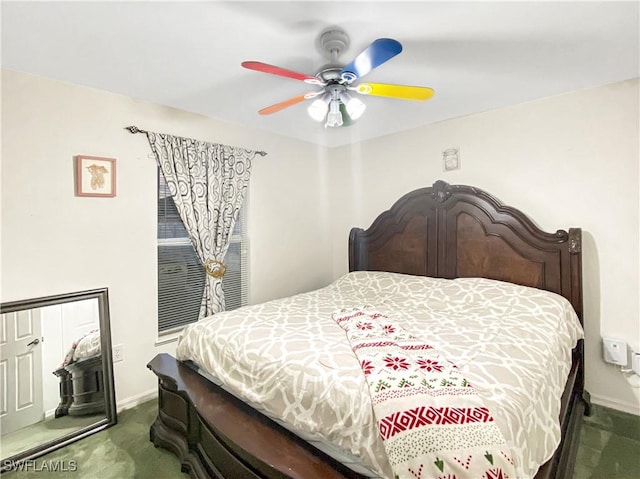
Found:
3,69 -> 638,415
329,78 -> 640,414
1,69 -> 333,407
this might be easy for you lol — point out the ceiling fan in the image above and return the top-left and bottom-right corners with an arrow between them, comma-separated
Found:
241,28 -> 435,128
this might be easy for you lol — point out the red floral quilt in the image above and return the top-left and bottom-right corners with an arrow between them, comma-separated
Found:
333,307 -> 518,479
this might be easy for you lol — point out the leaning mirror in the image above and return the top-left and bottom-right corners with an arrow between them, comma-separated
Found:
0,288 -> 116,472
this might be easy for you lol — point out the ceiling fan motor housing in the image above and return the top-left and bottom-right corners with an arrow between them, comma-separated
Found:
316,67 -> 343,83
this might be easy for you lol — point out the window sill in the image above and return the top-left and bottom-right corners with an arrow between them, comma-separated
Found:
154,330 -> 182,347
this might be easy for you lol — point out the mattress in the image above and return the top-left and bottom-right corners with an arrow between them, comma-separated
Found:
175,271 -> 583,479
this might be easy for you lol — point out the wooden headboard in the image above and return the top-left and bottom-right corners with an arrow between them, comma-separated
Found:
349,180 -> 583,321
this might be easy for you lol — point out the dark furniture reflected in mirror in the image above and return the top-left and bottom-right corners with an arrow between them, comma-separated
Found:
0,288 -> 116,472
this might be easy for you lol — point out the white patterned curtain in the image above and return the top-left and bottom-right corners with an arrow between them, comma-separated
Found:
146,131 -> 261,318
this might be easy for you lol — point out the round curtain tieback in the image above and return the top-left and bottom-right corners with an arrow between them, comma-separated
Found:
205,259 -> 227,278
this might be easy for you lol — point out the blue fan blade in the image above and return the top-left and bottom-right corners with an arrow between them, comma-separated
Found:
340,38 -> 402,82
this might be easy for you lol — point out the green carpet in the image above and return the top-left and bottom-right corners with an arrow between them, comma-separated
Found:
2,400 -> 638,478
3,400 -> 187,478
2,413 -> 104,459
574,404 -> 640,479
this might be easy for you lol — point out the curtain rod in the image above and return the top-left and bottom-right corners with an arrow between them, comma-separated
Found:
124,126 -> 267,157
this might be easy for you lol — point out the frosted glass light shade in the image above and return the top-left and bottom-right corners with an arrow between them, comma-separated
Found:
345,96 -> 366,120
307,98 -> 329,122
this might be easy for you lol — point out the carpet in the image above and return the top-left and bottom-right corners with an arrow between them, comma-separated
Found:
2,400 -> 187,478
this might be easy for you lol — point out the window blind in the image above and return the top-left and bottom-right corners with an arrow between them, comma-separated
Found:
157,170 -> 248,334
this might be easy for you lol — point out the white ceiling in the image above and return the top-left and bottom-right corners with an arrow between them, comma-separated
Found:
2,1 -> 639,147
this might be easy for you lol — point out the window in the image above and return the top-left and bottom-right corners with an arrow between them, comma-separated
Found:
157,170 -> 248,334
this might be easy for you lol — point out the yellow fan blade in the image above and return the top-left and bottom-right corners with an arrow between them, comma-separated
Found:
258,94 -> 308,115
355,83 -> 435,101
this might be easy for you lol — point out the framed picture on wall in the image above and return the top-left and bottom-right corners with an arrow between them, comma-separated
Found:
75,155 -> 116,197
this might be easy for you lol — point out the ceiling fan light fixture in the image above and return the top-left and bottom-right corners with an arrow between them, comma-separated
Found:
325,99 -> 343,128
307,97 -> 329,122
340,92 -> 366,120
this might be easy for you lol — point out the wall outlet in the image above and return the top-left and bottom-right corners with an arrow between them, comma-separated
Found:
112,344 -> 124,363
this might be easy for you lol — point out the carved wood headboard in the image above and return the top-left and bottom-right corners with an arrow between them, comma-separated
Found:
349,180 -> 583,321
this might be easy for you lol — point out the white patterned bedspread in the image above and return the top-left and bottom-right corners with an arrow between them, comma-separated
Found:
73,329 -> 101,361
175,271 -> 583,479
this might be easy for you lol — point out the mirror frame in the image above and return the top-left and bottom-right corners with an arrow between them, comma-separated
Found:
0,288 -> 117,472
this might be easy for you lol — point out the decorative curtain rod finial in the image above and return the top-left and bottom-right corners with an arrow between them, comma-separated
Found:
124,126 -> 147,134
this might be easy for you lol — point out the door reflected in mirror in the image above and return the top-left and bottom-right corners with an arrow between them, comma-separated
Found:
0,288 -> 116,472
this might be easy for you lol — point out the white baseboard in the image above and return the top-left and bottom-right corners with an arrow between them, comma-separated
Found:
590,393 -> 640,416
116,388 -> 158,412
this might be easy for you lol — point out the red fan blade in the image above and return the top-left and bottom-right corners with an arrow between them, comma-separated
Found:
242,61 -> 323,84
258,92 -> 320,115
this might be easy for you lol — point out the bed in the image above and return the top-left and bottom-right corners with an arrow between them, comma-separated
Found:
147,180 -> 589,479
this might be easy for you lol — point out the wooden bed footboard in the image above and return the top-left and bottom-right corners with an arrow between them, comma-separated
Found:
147,353 -> 362,479
148,352 -> 588,479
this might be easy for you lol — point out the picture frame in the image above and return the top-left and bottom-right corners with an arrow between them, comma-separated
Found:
75,155 -> 116,197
